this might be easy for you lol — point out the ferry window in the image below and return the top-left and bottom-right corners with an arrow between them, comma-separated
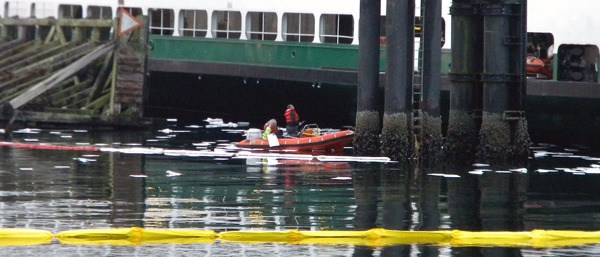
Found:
283,13 -> 314,42
149,8 -> 174,36
88,6 -> 112,19
180,9 -> 208,37
58,5 -> 82,19
212,11 -> 242,39
320,14 -> 353,44
246,12 -> 277,41
120,7 -> 142,18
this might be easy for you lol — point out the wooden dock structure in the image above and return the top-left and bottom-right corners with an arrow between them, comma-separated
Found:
0,17 -> 149,128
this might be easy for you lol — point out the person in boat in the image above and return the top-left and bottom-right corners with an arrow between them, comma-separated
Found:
262,119 -> 278,140
284,104 -> 300,137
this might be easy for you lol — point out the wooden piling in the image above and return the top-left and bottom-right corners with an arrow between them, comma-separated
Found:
382,0 -> 414,161
420,0 -> 444,163
445,0 -> 483,163
354,0 -> 382,156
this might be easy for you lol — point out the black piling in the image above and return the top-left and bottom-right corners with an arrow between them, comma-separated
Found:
477,1 -> 530,163
420,0 -> 444,162
354,0 -> 382,156
382,0 -> 414,161
445,0 -> 483,163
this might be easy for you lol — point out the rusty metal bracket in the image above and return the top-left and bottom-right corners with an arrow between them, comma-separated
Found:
480,73 -> 521,83
448,73 -> 480,82
502,110 -> 525,120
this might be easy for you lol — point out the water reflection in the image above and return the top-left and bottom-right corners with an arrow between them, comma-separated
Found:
1,125 -> 600,256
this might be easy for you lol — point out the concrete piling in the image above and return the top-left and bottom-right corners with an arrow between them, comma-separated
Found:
354,0 -> 382,156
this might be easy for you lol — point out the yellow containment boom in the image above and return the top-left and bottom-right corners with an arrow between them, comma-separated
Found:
2,227 -> 600,248
55,227 -> 218,246
0,228 -> 53,246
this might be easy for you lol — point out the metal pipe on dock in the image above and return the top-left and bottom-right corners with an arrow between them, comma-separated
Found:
354,0 -> 382,156
381,0 -> 414,161
445,0 -> 483,163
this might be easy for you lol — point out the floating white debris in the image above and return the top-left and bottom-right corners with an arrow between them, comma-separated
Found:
472,163 -> 489,167
53,166 -> 71,169
50,131 -> 61,135
445,174 -> 461,178
166,170 -> 182,177
193,142 -> 213,147
428,173 -> 461,178
316,155 -> 392,163
13,128 -> 40,134
495,170 -> 512,174
534,151 -> 550,158
510,168 -> 528,173
332,176 -> 352,180
163,149 -> 234,158
19,167 -> 33,171
73,130 -> 88,133
75,142 -> 90,145
24,138 -> 38,142
235,152 -> 314,160
536,169 -> 557,173
81,154 -> 99,158
130,174 -> 148,178
61,135 -> 72,138
185,125 -> 201,129
158,128 -> 174,134
167,118 -> 177,122
101,147 -> 164,155
469,170 -> 484,175
74,157 -> 96,163
583,168 -> 600,174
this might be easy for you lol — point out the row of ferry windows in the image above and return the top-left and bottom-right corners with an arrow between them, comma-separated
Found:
49,5 -> 354,44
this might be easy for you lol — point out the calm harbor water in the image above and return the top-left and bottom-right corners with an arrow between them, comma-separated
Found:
1,120 -> 600,256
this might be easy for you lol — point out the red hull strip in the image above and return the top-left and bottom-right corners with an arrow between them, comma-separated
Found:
236,130 -> 354,152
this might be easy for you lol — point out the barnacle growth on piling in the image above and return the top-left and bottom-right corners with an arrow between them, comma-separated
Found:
354,110 -> 381,156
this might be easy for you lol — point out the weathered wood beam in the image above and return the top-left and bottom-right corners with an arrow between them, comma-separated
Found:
50,79 -> 93,107
7,41 -> 115,110
0,38 -> 27,54
0,18 -> 114,28
11,42 -> 95,76
86,52 -> 113,105
0,75 -> 49,103
64,88 -> 93,108
0,73 -> 40,91
0,42 -> 66,71
43,107 -> 97,116
84,93 -> 110,111
54,24 -> 67,45
0,39 -> 36,61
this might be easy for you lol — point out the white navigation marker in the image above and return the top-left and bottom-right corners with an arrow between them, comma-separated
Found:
118,9 -> 142,36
